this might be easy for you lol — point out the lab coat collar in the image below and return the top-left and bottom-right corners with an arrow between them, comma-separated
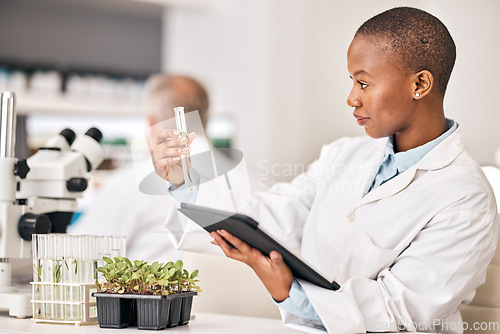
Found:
416,123 -> 464,171
354,124 -> 464,209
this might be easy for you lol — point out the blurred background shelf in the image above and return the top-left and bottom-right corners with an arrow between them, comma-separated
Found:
16,95 -> 144,116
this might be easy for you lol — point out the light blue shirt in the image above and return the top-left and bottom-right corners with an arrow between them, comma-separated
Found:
370,118 -> 457,191
168,170 -> 200,203
276,119 -> 458,324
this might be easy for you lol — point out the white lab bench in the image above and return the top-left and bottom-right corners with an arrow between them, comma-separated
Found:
0,311 -> 295,334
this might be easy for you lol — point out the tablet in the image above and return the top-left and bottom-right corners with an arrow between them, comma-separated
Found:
178,203 -> 340,291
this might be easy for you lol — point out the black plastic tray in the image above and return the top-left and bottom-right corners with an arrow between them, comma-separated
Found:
93,292 -> 197,330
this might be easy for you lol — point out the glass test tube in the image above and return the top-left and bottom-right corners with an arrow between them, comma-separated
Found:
44,234 -> 55,320
32,235 -> 45,318
60,235 -> 72,320
53,234 -> 64,320
111,236 -> 126,258
174,107 -> 194,190
32,235 -> 43,282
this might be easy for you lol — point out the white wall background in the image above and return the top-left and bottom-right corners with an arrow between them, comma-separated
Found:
423,0 -> 500,166
163,0 -> 500,188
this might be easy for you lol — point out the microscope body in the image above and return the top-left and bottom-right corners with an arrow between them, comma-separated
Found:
0,91 -> 104,317
1,130 -> 104,259
0,159 -> 27,259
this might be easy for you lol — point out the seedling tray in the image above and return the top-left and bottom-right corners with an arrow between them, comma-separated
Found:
93,292 -> 196,330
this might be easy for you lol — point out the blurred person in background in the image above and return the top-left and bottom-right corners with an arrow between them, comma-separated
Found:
68,74 -> 210,263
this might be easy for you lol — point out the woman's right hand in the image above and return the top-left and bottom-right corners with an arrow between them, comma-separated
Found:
149,129 -> 196,188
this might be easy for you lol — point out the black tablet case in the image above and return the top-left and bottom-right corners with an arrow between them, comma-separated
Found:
178,203 -> 340,291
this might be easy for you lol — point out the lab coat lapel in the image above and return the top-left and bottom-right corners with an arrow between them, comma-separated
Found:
352,138 -> 387,202
353,125 -> 465,210
355,166 -> 417,209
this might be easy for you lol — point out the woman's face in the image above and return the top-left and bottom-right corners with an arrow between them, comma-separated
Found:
347,36 -> 415,139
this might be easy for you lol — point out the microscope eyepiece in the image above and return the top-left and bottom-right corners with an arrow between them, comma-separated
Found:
85,127 -> 102,143
60,128 -> 76,146
70,127 -> 104,172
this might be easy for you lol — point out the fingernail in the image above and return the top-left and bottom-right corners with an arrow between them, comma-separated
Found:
180,137 -> 187,142
173,130 -> 180,135
192,132 -> 196,137
183,147 -> 190,152
173,157 -> 181,162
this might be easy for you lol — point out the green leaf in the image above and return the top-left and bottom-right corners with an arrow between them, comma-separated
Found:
190,270 -> 199,279
123,257 -> 133,267
33,264 -> 43,280
151,261 -> 160,273
174,260 -> 183,271
134,260 -> 147,268
103,257 -> 113,264
53,263 -> 62,283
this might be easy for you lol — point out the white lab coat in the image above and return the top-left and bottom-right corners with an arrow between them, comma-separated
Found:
165,126 -> 498,333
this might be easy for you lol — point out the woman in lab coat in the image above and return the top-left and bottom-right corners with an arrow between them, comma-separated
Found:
150,7 -> 498,334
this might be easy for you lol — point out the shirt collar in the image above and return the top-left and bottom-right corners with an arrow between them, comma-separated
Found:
383,118 -> 457,173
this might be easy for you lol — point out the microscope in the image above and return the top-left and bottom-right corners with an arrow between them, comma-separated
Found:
0,91 -> 104,318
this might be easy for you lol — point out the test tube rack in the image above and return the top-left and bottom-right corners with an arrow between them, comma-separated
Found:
31,282 -> 98,325
30,234 -> 126,325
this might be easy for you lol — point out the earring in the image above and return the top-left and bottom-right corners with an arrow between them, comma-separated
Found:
415,92 -> 420,98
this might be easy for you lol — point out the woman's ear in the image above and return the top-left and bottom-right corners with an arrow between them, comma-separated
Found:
413,70 -> 434,99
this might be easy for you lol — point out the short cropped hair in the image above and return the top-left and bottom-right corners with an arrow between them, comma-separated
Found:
356,7 -> 456,95
146,75 -> 210,129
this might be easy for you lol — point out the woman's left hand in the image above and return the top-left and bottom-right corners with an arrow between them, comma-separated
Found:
210,230 -> 293,302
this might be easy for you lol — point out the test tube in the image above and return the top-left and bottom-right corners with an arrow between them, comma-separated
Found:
94,236 -> 108,283
53,234 -> 64,320
32,235 -> 44,283
174,107 -> 193,189
32,235 -> 45,319
42,234 -> 54,320
111,236 -> 126,257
